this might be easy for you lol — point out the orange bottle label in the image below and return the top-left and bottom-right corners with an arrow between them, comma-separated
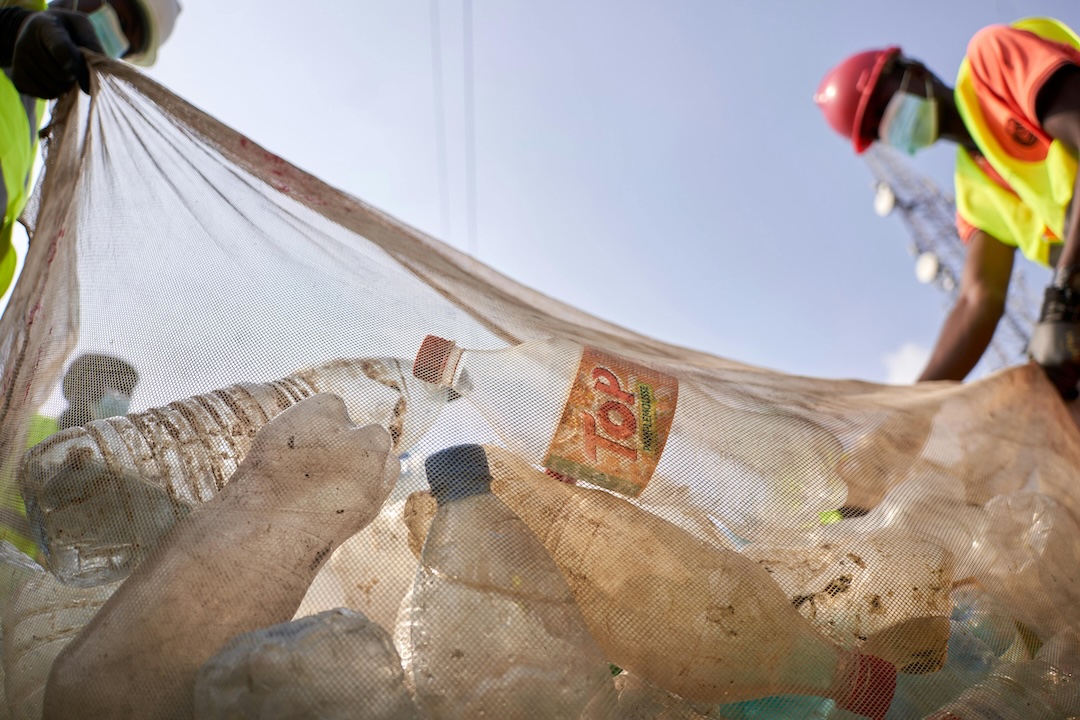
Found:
544,347 -> 678,497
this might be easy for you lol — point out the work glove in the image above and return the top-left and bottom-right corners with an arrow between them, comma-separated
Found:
11,9 -> 103,99
1028,284 -> 1080,400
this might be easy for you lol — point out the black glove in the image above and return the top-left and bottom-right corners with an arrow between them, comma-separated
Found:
11,9 -> 103,99
1028,284 -> 1080,399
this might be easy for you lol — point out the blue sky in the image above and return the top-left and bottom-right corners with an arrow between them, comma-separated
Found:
127,1 -> 1076,384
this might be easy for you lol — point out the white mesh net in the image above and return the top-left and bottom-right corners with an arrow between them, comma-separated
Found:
3,57 -> 1080,719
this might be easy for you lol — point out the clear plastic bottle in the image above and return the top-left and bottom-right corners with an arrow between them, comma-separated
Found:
924,627 -> 1080,720
2,569 -> 121,720
293,496 -> 419,634
950,586 -> 1035,661
41,394 -> 401,720
195,608 -> 426,720
21,357 -> 449,586
407,444 -> 617,720
746,528 -> 954,674
481,445 -> 896,717
412,336 -> 847,539
881,621 -> 998,720
712,693 -> 836,719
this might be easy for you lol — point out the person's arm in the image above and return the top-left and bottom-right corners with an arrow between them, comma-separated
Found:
1023,64 -> 1080,399
919,229 -> 1014,382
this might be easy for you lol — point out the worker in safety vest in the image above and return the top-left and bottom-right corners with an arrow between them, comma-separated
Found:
0,0 -> 175,557
816,18 -> 1080,399
0,0 -> 179,297
1,352 -> 139,557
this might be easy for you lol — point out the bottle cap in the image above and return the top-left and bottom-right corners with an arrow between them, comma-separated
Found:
426,444 -> 494,505
834,654 -> 896,720
413,335 -> 455,386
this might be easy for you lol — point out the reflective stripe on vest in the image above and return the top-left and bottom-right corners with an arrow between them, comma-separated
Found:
954,17 -> 1080,267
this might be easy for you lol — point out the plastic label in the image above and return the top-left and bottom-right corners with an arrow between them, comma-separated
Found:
544,347 -> 678,496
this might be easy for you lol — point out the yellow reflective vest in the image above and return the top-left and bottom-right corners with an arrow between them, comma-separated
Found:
954,17 -> 1080,267
0,0 -> 46,295
0,0 -> 45,558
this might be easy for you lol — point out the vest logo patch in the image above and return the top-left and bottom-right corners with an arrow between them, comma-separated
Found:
1006,118 -> 1038,147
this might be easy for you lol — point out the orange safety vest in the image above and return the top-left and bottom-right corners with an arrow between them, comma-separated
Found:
954,17 -> 1080,267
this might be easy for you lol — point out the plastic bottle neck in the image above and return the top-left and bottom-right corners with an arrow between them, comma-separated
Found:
440,345 -> 464,388
829,652 -> 897,720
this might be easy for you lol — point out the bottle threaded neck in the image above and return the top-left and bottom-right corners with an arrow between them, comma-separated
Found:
413,335 -> 459,386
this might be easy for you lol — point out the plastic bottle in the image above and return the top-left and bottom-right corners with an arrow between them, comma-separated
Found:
790,476 -> 982,574
293,496 -> 419,634
402,482 -> 953,681
407,444 -> 618,720
21,356 -> 449,587
798,475 -> 1077,644
2,568 -> 121,720
712,694 -> 835,719
41,394 -> 400,720
480,445 -> 896,717
880,621 -> 998,720
412,336 -> 847,539
195,608 -> 426,720
924,626 -> 1080,720
746,529 -> 954,674
950,585 -> 1037,661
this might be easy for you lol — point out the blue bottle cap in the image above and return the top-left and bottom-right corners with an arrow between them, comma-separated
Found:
425,444 -> 494,504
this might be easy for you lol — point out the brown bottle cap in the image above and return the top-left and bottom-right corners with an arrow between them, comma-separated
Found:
413,335 -> 455,385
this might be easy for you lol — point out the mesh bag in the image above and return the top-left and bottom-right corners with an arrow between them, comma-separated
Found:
4,57 -> 1080,719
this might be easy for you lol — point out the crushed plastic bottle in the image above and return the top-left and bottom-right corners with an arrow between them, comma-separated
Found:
21,356 -> 448,587
801,475 -> 1080,642
413,335 -> 847,539
747,529 -> 954,674
41,394 -> 400,720
950,585 -> 1038,661
922,626 -> 1080,719
407,444 -> 617,720
975,490 -> 1080,641
195,608 -> 426,720
2,568 -> 121,720
479,445 -> 896,716
294,497 -> 419,634
880,621 -> 999,720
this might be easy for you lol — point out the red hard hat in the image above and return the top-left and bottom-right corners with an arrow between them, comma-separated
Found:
815,47 -> 901,154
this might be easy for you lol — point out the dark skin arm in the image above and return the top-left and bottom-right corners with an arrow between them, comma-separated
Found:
918,229 -> 1014,382
1037,65 -> 1080,274
921,64 -> 1080,384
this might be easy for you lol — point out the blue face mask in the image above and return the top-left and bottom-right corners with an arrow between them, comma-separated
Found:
878,70 -> 939,155
87,3 -> 130,59
92,389 -> 131,420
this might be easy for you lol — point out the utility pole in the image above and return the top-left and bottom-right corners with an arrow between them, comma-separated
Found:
863,145 -> 1038,372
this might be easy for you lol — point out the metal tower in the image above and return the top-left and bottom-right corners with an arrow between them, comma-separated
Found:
862,145 -> 1039,372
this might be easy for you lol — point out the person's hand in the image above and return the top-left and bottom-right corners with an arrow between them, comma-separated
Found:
1028,285 -> 1080,400
11,9 -> 103,99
